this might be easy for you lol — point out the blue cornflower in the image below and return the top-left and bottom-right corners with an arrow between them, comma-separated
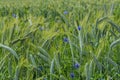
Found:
63,37 -> 69,43
12,13 -> 16,18
78,26 -> 81,31
70,72 -> 75,78
63,11 -> 68,14
74,63 -> 80,69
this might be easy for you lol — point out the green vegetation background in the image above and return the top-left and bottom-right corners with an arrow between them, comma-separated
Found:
0,0 -> 120,80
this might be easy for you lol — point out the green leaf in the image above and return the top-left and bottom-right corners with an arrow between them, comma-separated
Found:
0,43 -> 19,60
110,38 -> 120,49
50,58 -> 54,80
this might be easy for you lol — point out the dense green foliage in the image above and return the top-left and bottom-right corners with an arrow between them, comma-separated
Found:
0,0 -> 120,80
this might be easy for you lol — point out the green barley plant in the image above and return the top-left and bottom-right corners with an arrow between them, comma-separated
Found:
0,0 -> 120,80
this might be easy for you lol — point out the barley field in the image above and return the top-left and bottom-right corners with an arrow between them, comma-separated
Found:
0,0 -> 120,80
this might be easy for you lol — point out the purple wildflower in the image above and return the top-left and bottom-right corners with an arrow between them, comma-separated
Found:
74,63 -> 80,69
64,11 -> 68,14
78,26 -> 81,31
63,37 -> 69,43
70,73 -> 75,78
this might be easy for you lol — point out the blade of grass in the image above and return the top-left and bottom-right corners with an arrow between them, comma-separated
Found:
85,63 -> 90,80
37,52 -> 51,63
110,38 -> 120,49
38,47 -> 51,59
14,66 -> 20,80
50,58 -> 54,80
108,20 -> 120,33
30,54 -> 37,68
106,57 -> 118,67
0,43 -> 19,60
